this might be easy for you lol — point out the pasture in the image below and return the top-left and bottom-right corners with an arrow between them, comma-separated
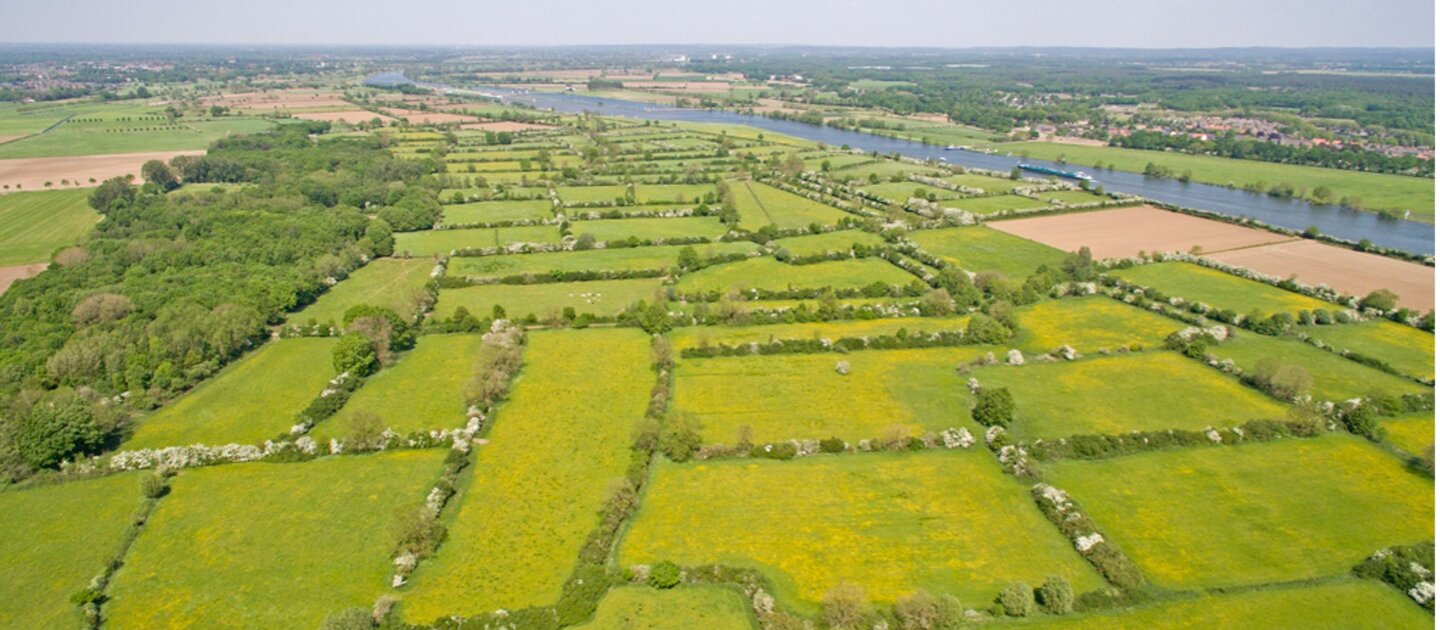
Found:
941,172 -> 1027,193
570,217 -> 729,241
435,277 -> 664,319
1046,435 -> 1434,589
1109,262 -> 1334,317
1010,296 -> 1183,353
0,116 -> 274,159
310,334 -> 485,442
0,189 -> 97,265
449,242 -> 757,279
1302,320 -> 1435,382
123,338 -> 338,449
1382,412 -> 1434,457
105,451 -> 446,628
940,194 -> 1048,215
291,258 -> 434,325
619,451 -> 1106,611
577,586 -> 755,629
731,180 -> 852,230
668,316 -> 972,351
394,226 -> 562,256
676,258 -> 917,295
1211,330 -> 1428,403
909,225 -> 1065,277
402,329 -> 652,620
441,199 -> 553,225
772,229 -> 886,256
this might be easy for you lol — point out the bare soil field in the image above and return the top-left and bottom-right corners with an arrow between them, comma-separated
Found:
459,121 -> 556,133
379,109 -> 477,124
0,263 -> 46,294
292,110 -> 396,124
0,150 -> 204,192
989,205 -> 1295,258
1208,240 -> 1434,310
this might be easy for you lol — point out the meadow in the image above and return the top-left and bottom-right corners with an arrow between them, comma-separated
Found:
576,586 -> 755,629
667,316 -> 972,351
619,451 -> 1106,611
0,116 -> 276,159
1302,320 -> 1435,381
0,189 -> 97,266
860,181 -> 961,202
772,230 -> 886,256
674,346 -> 992,444
310,334 -> 485,442
909,226 -> 1065,277
1382,412 -> 1434,458
441,199 -> 553,224
0,472 -> 143,629
1046,435 -> 1434,589
1211,330 -> 1429,403
394,226 -> 562,256
732,180 -> 852,230
941,172 -> 1027,193
1010,296 -> 1183,353
123,338 -> 338,449
105,451 -> 445,628
402,329 -> 652,620
291,258 -> 434,325
449,242 -> 758,279
435,277 -> 664,319
676,258 -> 917,295
1109,262 -> 1334,317
939,194 -> 1049,215
569,217 -> 729,241
971,352 -> 1290,439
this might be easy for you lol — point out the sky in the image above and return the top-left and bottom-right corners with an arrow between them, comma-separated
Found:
1,0 -> 1434,48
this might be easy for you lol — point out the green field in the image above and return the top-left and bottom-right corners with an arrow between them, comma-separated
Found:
0,472 -> 143,629
124,338 -> 338,449
1109,262 -> 1334,318
676,258 -> 916,295
1047,435 -> 1434,589
570,217 -> 729,241
0,116 -> 276,158
1303,321 -> 1435,382
105,451 -> 445,628
1382,412 -> 1434,457
577,586 -> 756,629
1039,580 -> 1431,629
675,346 -> 993,444
394,226 -> 562,255
450,242 -> 758,279
0,189 -> 98,265
668,316 -> 972,352
972,352 -> 1289,439
1211,330 -> 1428,403
311,334 -> 485,442
558,184 -> 714,205
860,181 -> 961,202
772,229 -> 887,256
619,451 -> 1106,611
441,199 -> 553,224
830,160 -> 946,180
402,329 -> 652,620
1039,189 -> 1109,205
940,194 -> 1049,215
1011,297 -> 1183,353
732,180 -> 852,230
991,141 -> 1435,220
941,172 -> 1027,193
910,226 -> 1065,277
435,277 -> 664,319
291,258 -> 434,325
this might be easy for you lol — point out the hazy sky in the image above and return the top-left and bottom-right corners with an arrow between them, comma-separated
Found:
2,0 -> 1434,48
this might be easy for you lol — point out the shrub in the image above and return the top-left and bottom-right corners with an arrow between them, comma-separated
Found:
1359,289 -> 1399,312
1035,576 -> 1074,614
320,608 -> 374,630
647,560 -> 681,589
821,582 -> 871,630
965,313 -> 1011,345
894,590 -> 963,630
997,582 -> 1035,617
972,387 -> 1015,428
1250,359 -> 1312,400
14,396 -> 105,470
140,469 -> 171,499
1342,405 -> 1379,439
390,507 -> 446,558
333,332 -> 379,376
819,437 -> 846,453
660,413 -> 703,462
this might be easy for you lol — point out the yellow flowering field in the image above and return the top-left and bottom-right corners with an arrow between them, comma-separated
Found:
1011,296 -> 1183,353
668,316 -> 971,351
401,329 -> 653,621
676,257 -> 916,294
1044,580 -> 1430,629
1381,412 -> 1434,457
619,450 -> 1106,611
1046,435 -> 1434,590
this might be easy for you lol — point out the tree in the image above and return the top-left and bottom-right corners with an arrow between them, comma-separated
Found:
333,332 -> 379,376
1035,576 -> 1073,614
821,583 -> 871,630
964,314 -> 1011,345
676,245 -> 701,270
972,387 -> 1015,428
1360,289 -> 1399,312
1251,359 -> 1312,400
366,219 -> 394,257
141,159 -> 179,191
88,176 -> 135,213
347,411 -> 386,449
14,396 -> 104,469
647,560 -> 681,589
894,590 -> 962,629
997,582 -> 1035,617
660,413 -> 702,462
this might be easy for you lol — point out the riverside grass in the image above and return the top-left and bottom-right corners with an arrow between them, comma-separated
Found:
676,257 -> 917,294
123,338 -> 338,450
402,329 -> 653,621
449,241 -> 758,279
1302,320 -> 1435,382
290,257 -> 434,325
909,225 -> 1065,277
105,450 -> 446,629
0,472 -> 143,629
731,180 -> 851,230
0,189 -> 97,265
575,586 -> 756,629
667,315 -> 972,351
675,346 -> 996,444
940,194 -> 1049,215
1109,262 -> 1334,317
1211,330 -> 1429,403
310,333 -> 485,442
1046,435 -> 1434,590
1010,296 -> 1183,353
971,351 -> 1290,439
435,277 -> 665,319
619,450 -> 1106,612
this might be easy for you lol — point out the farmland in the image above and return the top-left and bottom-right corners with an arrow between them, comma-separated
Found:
577,586 -> 755,629
450,241 -> 758,279
909,225 -> 1065,277
0,189 -> 97,265
1109,261 -> 1335,317
435,277 -> 665,319
676,257 -> 918,294
731,180 -> 853,230
310,333 -> 485,441
291,258 -> 435,325
1209,330 -> 1429,403
1010,296 -> 1182,353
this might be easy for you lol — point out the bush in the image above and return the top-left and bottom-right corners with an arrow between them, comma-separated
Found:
647,560 -> 681,589
140,469 -> 171,499
821,582 -> 871,629
972,387 -> 1015,428
997,582 -> 1035,617
965,313 -> 1012,345
1359,289 -> 1399,312
1342,405 -> 1379,439
660,414 -> 703,462
390,507 -> 445,558
1035,576 -> 1074,614
1250,359 -> 1312,400
894,590 -> 963,629
819,437 -> 846,453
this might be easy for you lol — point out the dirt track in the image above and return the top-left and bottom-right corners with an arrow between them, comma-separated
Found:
0,263 -> 46,295
989,205 -> 1295,258
0,150 -> 205,193
1208,240 -> 1434,310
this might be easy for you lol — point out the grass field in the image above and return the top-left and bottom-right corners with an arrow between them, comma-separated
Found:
1381,412 -> 1434,457
676,258 -> 916,295
441,199 -> 553,224
402,329 -> 652,620
1210,330 -> 1428,403
570,217 -> 729,241
909,226 -> 1065,277
1037,580 -> 1432,629
558,184 -> 714,205
0,472 -> 142,629
939,194 -> 1048,215
830,160 -> 946,181
310,334 -> 485,442
860,181 -> 960,202
435,277 -> 664,319
105,451 -> 445,628
1011,297 -> 1183,353
1302,321 -> 1435,382
576,586 -> 756,629
971,352 -> 1289,439
941,172 -> 1027,193
668,316 -> 972,351
1047,435 -> 1434,590
732,180 -> 852,230
0,116 -> 275,158
1039,190 -> 1109,205
449,242 -> 758,279
989,141 -> 1435,220
772,230 -> 886,256
1109,262 -> 1334,317
124,338 -> 338,449
675,346 -> 993,444
0,189 -> 98,265
291,258 -> 433,325
619,451 -> 1106,611
394,226 -> 562,255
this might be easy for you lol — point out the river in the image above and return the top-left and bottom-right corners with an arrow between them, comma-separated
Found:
370,73 -> 1435,255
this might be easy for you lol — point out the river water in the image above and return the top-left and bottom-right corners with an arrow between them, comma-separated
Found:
372,74 -> 1435,255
